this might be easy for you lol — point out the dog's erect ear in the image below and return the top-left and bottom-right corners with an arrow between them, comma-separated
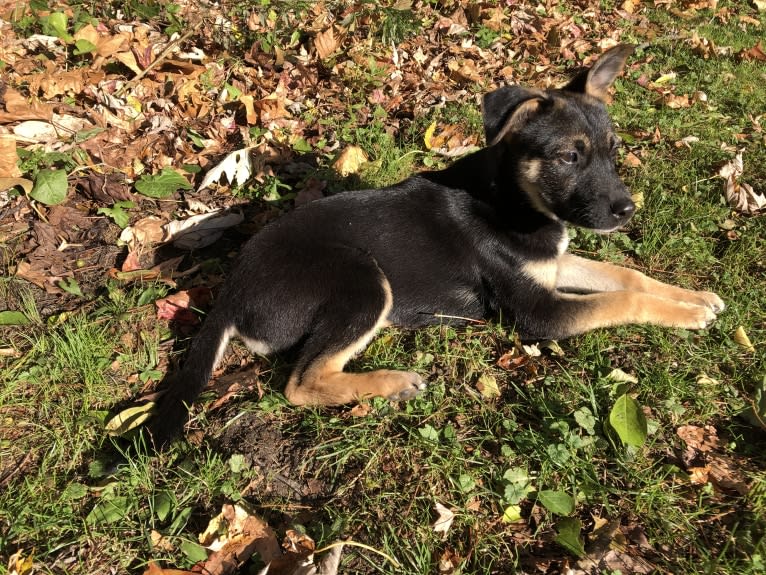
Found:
482,86 -> 547,145
563,44 -> 635,101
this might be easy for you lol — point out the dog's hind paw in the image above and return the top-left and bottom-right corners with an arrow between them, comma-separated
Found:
386,372 -> 427,402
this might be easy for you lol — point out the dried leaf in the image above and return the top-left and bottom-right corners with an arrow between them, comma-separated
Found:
719,151 -> 766,214
163,209 -> 244,250
333,146 -> 368,177
120,216 -> 166,251
141,560 -> 195,575
198,148 -> 254,190
199,504 -> 281,575
733,325 -> 755,352
314,27 -> 338,59
105,402 -> 154,436
0,135 -> 21,178
605,368 -> 639,384
476,373 -> 500,398
432,502 -> 455,536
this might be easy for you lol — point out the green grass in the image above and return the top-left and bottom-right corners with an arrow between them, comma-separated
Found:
2,2 -> 766,574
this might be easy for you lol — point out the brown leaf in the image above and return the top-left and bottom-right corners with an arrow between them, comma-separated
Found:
199,504 -> 282,575
294,178 -> 326,207
677,424 -> 719,453
707,454 -> 750,495
155,287 -> 212,324
623,151 -> 642,167
314,27 -> 339,59
0,87 -> 53,122
119,216 -> 166,252
239,94 -> 258,125
0,134 -> 21,177
739,41 -> 766,61
76,172 -> 132,203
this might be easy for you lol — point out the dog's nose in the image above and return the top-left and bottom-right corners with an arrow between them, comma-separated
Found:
611,198 -> 635,219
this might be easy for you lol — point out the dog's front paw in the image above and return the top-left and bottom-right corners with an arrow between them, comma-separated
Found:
674,301 -> 719,330
695,291 -> 725,314
386,371 -> 427,401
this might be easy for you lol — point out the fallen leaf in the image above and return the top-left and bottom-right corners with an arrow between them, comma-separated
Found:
623,151 -> 642,167
198,148 -> 254,190
314,27 -> 339,59
150,530 -> 176,553
0,177 -> 33,194
105,402 -> 154,436
120,216 -> 166,251
333,146 -> 368,177
677,424 -> 719,453
718,151 -> 766,214
6,550 -> 34,575
605,368 -> 639,384
199,503 -> 281,575
348,403 -> 371,417
733,325 -> 756,352
0,86 -> 53,122
0,135 -> 21,177
432,502 -> 455,536
163,209 -> 244,250
475,373 -> 500,398
707,454 -> 750,495
155,287 -> 213,324
740,41 -> 766,61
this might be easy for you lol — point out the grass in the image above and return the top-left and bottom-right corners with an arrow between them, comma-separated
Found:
2,2 -> 766,574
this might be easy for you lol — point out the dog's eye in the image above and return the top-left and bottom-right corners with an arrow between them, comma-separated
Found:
559,151 -> 578,164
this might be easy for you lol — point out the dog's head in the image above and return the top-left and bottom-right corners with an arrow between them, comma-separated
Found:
483,44 -> 635,232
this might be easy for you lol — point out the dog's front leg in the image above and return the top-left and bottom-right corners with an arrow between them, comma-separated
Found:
556,253 -> 724,313
518,289 -> 721,341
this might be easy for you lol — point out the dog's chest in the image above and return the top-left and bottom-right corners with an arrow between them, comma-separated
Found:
520,230 -> 569,290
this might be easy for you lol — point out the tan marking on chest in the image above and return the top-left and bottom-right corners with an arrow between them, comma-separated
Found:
522,258 -> 559,290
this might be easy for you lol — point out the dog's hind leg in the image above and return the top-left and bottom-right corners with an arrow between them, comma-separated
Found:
283,260 -> 426,406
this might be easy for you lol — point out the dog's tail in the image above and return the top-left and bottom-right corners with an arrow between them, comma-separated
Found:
147,311 -> 232,448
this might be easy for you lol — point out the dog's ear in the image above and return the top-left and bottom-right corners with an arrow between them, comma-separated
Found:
482,86 -> 548,145
563,44 -> 635,101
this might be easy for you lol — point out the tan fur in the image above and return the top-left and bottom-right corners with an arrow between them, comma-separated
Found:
283,277 -> 425,405
556,254 -> 724,333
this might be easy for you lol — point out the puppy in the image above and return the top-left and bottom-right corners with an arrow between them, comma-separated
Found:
148,44 -> 724,446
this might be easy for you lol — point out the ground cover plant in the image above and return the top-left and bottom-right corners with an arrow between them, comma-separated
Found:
1,0 -> 765,573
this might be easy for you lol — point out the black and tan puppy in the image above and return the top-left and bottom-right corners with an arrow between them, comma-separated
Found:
148,45 -> 723,445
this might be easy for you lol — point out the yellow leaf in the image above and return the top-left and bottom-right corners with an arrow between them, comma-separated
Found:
653,71 -> 677,85
105,402 -> 154,436
606,368 -> 639,384
733,326 -> 755,352
8,550 -> 34,575
333,146 -> 368,176
424,121 -> 437,150
502,505 -> 522,523
476,373 -> 500,398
